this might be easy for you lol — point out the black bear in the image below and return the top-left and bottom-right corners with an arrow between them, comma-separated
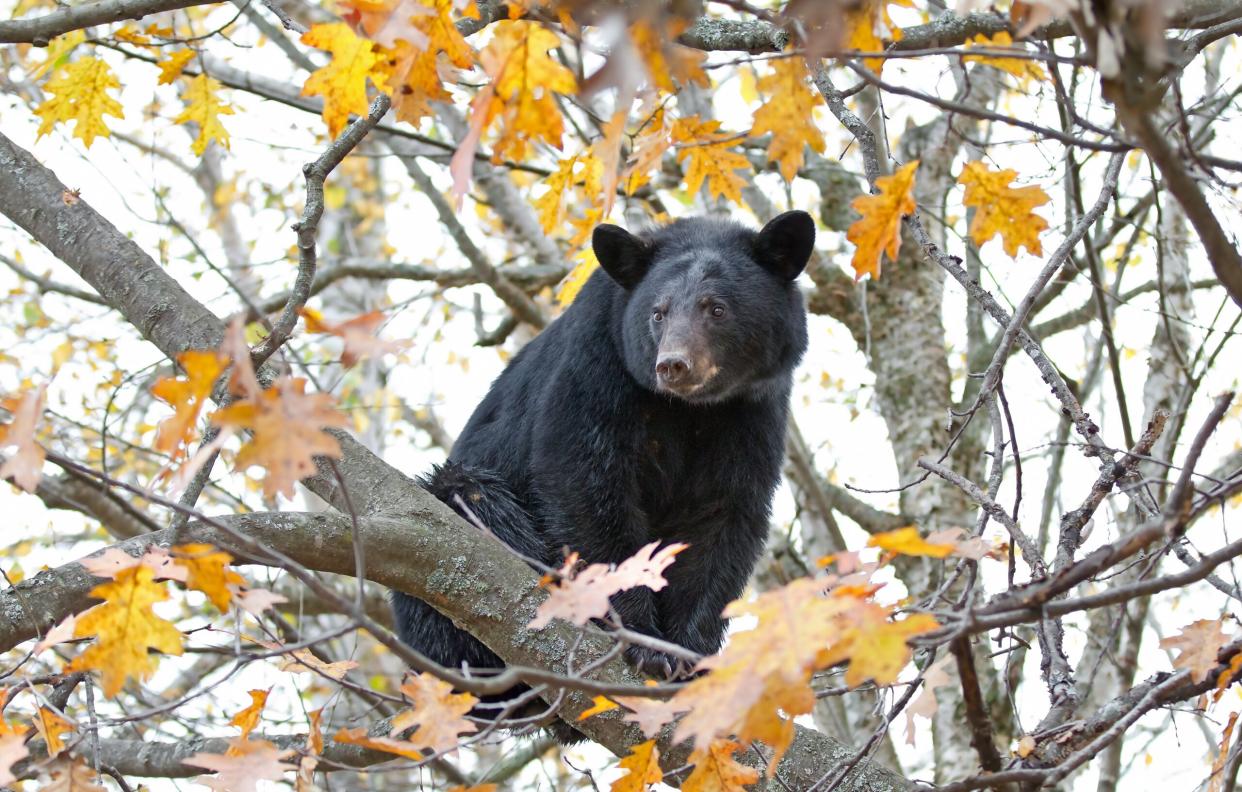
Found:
393,210 -> 813,699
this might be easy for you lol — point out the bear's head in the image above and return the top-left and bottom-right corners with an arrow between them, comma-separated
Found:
593,211 -> 813,404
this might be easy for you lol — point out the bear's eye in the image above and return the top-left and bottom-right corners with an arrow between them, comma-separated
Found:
652,309 -> 664,323
710,304 -> 726,318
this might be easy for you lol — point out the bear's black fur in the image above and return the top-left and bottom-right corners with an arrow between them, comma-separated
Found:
392,210 -> 813,707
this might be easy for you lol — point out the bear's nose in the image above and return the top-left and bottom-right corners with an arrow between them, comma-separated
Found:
656,354 -> 692,385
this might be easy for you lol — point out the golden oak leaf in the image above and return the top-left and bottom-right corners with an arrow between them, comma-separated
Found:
622,108 -> 671,195
68,565 -> 184,697
300,308 -> 408,367
477,20 -> 577,162
34,57 -> 124,147
39,757 -> 107,792
958,160 -> 1050,257
963,32 -> 1048,84
1161,618 -> 1230,683
229,689 -> 269,740
333,728 -> 424,760
842,0 -> 912,74
671,116 -> 751,204
578,695 -> 620,721
174,543 -> 243,610
683,740 -> 758,792
846,159 -> 919,280
867,526 -> 955,558
112,25 -> 152,46
1213,652 -> 1242,702
0,732 -> 27,787
300,23 -> 391,138
151,349 -> 228,457
157,48 -> 195,83
211,377 -> 347,499
344,0 -> 429,48
390,672 -> 478,753
829,606 -> 938,687
35,707 -> 74,758
630,19 -> 707,94
175,73 -> 235,155
736,672 -> 814,772
530,541 -> 686,629
750,57 -> 825,181
378,0 -> 474,125
29,30 -> 85,79
532,152 -> 602,235
611,739 -> 661,792
0,383 -> 47,492
184,737 -> 295,792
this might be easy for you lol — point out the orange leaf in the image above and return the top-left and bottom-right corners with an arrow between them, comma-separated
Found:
68,566 -> 184,697
630,19 -> 707,94
683,740 -> 758,792
868,526 -> 955,558
578,695 -> 620,721
173,543 -> 244,611
151,350 -> 227,457
958,160 -> 1050,257
229,689 -> 270,740
333,727 -> 424,760
374,0 -> 475,125
846,160 -> 919,280
301,308 -> 408,367
611,739 -> 662,792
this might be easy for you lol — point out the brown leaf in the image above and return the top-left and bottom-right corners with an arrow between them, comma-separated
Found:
530,541 -> 686,629
390,672 -> 478,753
1161,618 -> 1231,683
185,737 -> 295,792
0,383 -> 48,492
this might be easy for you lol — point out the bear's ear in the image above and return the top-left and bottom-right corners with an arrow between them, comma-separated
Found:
754,210 -> 815,280
593,224 -> 651,290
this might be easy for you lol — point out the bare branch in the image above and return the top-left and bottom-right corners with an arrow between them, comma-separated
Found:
0,0 -> 216,44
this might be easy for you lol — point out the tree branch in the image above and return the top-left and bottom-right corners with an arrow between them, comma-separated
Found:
0,0 -> 216,44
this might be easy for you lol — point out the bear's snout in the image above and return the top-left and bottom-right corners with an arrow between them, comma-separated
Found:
656,353 -> 692,385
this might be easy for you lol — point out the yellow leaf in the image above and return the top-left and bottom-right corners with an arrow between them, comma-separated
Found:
34,707 -> 74,758
630,19 -> 707,94
958,160 -> 1050,257
1015,734 -> 1036,758
611,739 -> 661,792
174,73 -> 234,156
532,153 -> 600,235
150,349 -> 228,458
683,740 -> 758,792
557,247 -> 599,306
835,608 -> 939,687
671,116 -> 751,204
846,160 -> 919,280
174,543 -> 244,611
750,56 -> 825,181
842,0 -> 911,74
34,57 -> 125,148
868,526 -> 955,558
28,30 -> 85,79
963,32 -> 1047,84
300,23 -> 391,138
578,695 -> 619,721
113,25 -> 152,46
68,566 -> 184,697
476,20 -> 577,162
157,49 -> 196,84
